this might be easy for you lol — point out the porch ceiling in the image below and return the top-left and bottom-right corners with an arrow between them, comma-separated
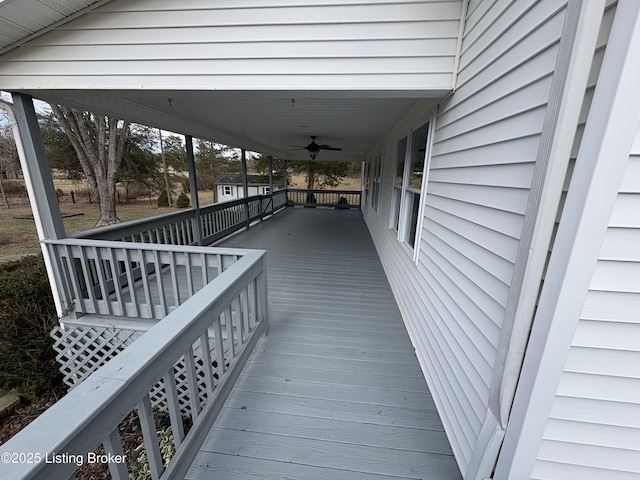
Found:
26,89 -> 443,162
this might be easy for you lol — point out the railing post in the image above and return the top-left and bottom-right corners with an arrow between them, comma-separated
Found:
260,255 -> 269,336
241,149 -> 250,229
185,135 -> 202,245
9,93 -> 67,316
268,155 -> 274,215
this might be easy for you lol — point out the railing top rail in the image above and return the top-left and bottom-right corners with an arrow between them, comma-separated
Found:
73,208 -> 196,240
287,189 -> 362,194
74,190 -> 287,241
0,249 -> 266,479
43,238 -> 260,258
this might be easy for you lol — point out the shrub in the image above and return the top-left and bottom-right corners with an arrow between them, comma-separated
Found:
0,255 -> 62,397
1,180 -> 28,196
157,190 -> 170,207
176,192 -> 190,208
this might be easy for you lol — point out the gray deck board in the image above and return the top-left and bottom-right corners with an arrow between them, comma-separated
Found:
186,208 -> 461,480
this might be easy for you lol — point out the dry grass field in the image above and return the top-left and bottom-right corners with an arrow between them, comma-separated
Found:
0,199 -> 175,260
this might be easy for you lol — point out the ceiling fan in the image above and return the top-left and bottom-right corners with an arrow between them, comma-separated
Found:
290,136 -> 342,159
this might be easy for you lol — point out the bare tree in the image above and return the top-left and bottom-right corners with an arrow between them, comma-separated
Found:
51,105 -> 130,226
0,99 -> 20,208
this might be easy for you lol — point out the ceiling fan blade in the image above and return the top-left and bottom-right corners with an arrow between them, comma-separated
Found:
319,146 -> 342,151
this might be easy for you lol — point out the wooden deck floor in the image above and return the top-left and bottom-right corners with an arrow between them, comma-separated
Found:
186,208 -> 461,480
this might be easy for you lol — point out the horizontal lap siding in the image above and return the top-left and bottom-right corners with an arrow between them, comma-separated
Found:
366,1 -> 568,475
0,0 -> 462,90
530,4 -> 640,478
532,138 -> 640,478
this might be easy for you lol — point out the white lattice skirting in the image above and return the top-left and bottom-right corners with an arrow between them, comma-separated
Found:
51,324 -> 225,415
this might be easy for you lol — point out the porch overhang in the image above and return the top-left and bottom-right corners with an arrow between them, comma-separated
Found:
13,89 -> 445,162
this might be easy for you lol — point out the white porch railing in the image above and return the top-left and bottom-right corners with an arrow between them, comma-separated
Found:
46,238 -> 251,320
76,190 -> 288,245
0,249 -> 268,480
286,189 -> 362,209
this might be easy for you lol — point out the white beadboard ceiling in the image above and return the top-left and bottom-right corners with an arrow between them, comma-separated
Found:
0,0 -> 450,161
0,0 -> 107,54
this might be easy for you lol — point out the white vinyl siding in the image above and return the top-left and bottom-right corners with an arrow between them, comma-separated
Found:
521,2 -> 640,477
530,8 -> 640,470
366,1 -> 570,475
531,129 -> 640,480
0,0 -> 462,91
422,0 -> 567,469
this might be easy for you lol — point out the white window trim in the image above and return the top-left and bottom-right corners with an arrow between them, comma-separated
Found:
395,110 -> 437,264
394,133 -> 411,240
412,111 -> 437,264
372,148 -> 384,212
389,136 -> 407,231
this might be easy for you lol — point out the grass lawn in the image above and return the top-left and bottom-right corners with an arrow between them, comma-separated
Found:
0,198 -> 176,260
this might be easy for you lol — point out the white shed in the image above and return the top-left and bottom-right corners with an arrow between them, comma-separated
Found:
214,174 -> 272,202
0,1 -> 638,479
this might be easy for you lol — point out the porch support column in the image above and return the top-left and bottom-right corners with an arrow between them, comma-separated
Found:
283,159 -> 288,189
9,92 -> 66,314
268,156 -> 274,215
268,155 -> 273,193
184,135 -> 202,245
241,149 -> 250,228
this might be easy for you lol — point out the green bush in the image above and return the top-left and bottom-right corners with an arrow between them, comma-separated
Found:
176,192 -> 190,208
157,190 -> 170,207
0,255 -> 62,397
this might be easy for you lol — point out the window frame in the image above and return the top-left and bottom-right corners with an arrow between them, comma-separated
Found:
394,110 -> 437,263
223,185 -> 233,196
371,149 -> 384,212
390,135 -> 408,231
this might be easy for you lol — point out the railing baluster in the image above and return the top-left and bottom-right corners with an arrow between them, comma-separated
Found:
123,248 -> 139,318
169,251 -> 181,309
106,247 -> 125,316
200,252 -> 208,287
93,246 -> 112,314
213,318 -> 226,376
138,250 -> 154,319
77,245 -> 99,313
225,304 -> 236,358
169,223 -> 176,245
240,288 -> 249,341
103,427 -> 128,480
200,332 -> 215,395
153,250 -> 168,316
259,266 -> 269,335
162,369 -> 185,447
184,346 -> 201,418
186,253 -> 195,297
50,245 -> 77,311
137,394 -> 164,480
180,221 -> 187,245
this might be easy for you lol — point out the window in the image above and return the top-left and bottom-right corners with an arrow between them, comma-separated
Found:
223,185 -> 233,196
371,150 -> 384,212
264,186 -> 271,195
393,115 -> 434,256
